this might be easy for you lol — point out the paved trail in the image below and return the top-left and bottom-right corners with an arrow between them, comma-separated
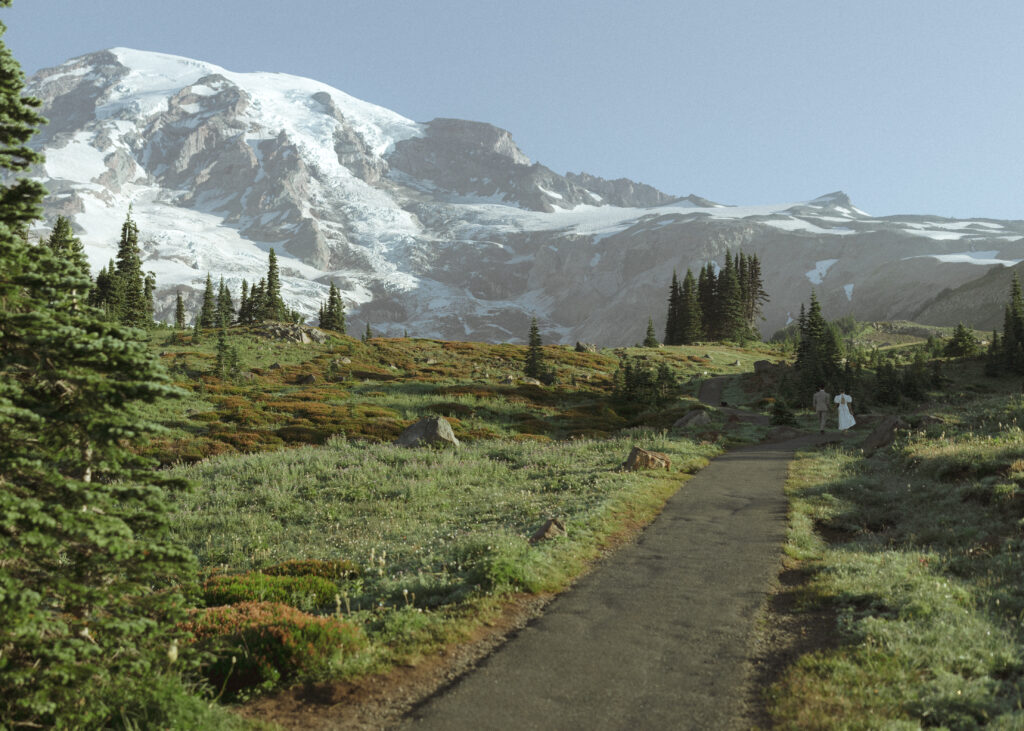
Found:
404,385 -> 822,730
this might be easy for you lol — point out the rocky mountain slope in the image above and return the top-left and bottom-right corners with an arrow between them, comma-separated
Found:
22,48 -> 1024,343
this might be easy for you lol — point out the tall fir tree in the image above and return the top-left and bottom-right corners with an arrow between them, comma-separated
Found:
264,247 -> 287,320
88,257 -> 116,316
238,279 -> 249,323
198,272 -> 216,328
113,209 -> 148,327
214,275 -> 235,326
1001,273 -> 1024,373
697,262 -> 718,339
664,270 -> 682,345
243,277 -> 266,325
524,317 -> 545,379
0,13 -> 198,726
174,290 -> 186,329
716,252 -> 746,341
45,215 -> 90,294
143,271 -> 155,324
794,291 -> 842,392
679,268 -> 702,344
744,253 -> 769,330
319,281 -> 346,333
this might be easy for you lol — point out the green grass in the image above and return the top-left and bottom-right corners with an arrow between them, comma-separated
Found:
166,430 -> 721,683
768,367 -> 1024,728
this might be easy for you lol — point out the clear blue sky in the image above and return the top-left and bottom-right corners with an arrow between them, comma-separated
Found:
4,1 -> 1023,220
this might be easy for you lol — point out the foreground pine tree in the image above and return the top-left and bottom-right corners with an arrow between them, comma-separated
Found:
0,12 -> 200,724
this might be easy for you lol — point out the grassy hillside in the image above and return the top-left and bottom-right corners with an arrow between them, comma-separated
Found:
140,326 -> 783,464
141,326 -> 785,702
767,360 -> 1024,727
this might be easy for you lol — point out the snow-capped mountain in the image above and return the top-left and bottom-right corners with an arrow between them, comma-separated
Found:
23,48 -> 1024,342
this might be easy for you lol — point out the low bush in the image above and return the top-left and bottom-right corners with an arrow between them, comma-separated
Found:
203,572 -> 340,611
263,558 -> 361,581
182,602 -> 366,698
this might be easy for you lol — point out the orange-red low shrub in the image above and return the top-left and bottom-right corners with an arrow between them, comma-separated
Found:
183,601 -> 365,697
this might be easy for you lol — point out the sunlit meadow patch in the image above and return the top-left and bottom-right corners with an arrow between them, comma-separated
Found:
772,389 -> 1024,728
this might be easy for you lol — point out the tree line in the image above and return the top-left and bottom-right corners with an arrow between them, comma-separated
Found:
663,251 -> 768,345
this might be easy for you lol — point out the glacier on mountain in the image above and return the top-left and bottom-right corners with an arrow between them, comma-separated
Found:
20,48 -> 1024,342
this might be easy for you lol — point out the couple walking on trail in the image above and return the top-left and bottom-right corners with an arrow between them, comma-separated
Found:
813,385 -> 855,433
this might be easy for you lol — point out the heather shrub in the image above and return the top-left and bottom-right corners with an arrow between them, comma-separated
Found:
183,601 -> 365,697
203,572 -> 340,611
263,558 -> 361,581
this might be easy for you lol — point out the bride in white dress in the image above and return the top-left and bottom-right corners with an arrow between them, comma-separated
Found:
834,392 -> 856,431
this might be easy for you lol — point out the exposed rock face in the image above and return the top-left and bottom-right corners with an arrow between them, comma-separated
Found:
619,447 -> 671,472
395,417 -> 460,448
23,49 -> 1024,344
564,171 -> 686,208
256,322 -> 327,344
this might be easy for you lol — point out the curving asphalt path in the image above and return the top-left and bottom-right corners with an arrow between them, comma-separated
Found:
403,403 -> 823,729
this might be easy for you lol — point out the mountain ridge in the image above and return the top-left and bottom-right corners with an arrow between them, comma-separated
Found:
20,48 -> 1024,343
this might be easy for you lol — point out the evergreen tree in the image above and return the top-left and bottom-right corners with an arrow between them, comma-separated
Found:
643,316 -> 659,347
524,317 -> 545,379
198,272 -> 216,328
214,275 -> 234,326
716,252 -> 745,341
744,253 -> 769,330
363,321 -> 372,341
143,271 -> 155,324
794,291 -> 841,393
214,325 -> 239,379
0,17 -> 197,726
319,281 -> 346,333
1003,273 -> 1024,373
244,278 -> 266,325
944,322 -> 979,357
664,270 -> 682,345
697,262 -> 718,339
679,268 -> 702,344
45,215 -> 90,294
88,257 -> 116,316
113,209 -> 147,327
238,279 -> 249,323
174,290 -> 186,329
264,248 -> 287,320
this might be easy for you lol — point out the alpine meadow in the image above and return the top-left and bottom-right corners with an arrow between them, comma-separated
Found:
4,3 -> 1024,729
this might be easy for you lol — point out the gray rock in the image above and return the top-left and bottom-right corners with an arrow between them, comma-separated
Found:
395,416 -> 460,448
529,518 -> 567,545
575,342 -> 598,353
521,377 -> 543,386
297,374 -> 317,385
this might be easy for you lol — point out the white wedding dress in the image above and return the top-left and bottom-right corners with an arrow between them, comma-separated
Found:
834,393 -> 855,431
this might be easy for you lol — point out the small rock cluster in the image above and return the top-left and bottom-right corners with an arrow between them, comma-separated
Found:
256,322 -> 328,344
